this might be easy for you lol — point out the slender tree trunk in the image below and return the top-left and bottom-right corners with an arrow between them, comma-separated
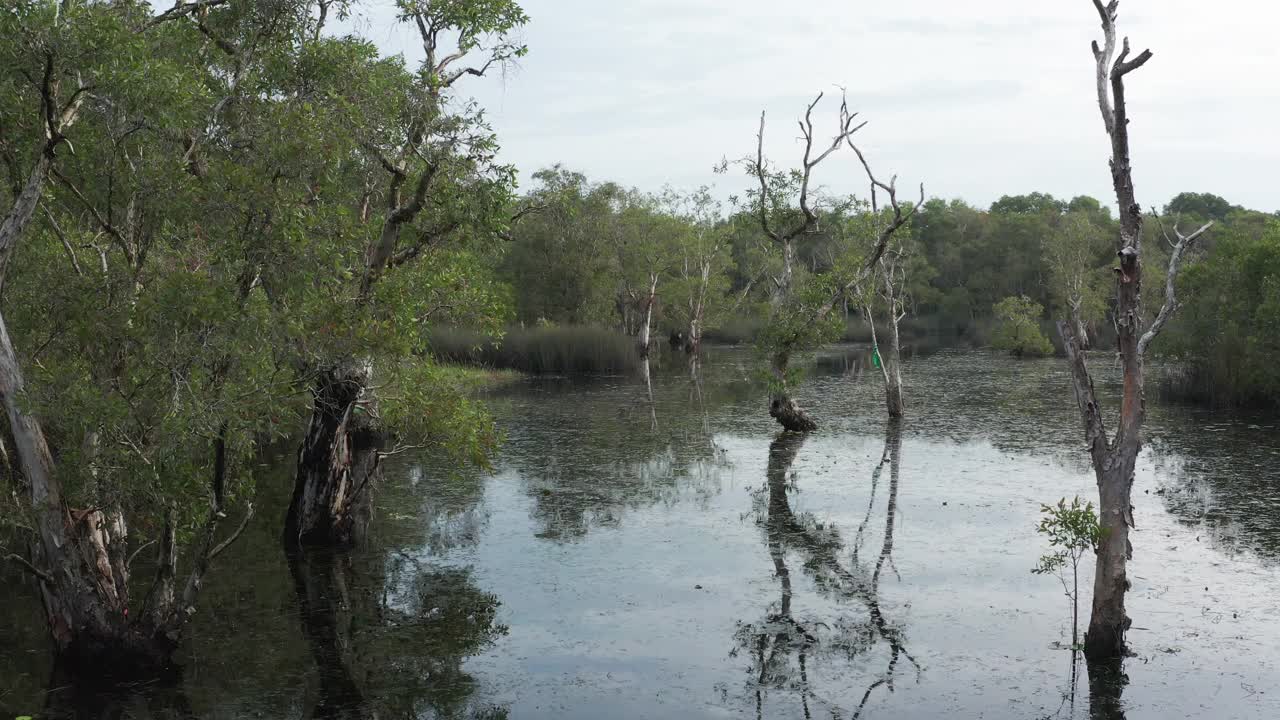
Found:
1055,0 -> 1165,662
864,302 -> 905,419
773,239 -> 795,305
286,361 -> 383,549
883,311 -> 905,418
1070,298 -> 1091,350
637,274 -> 658,357
1072,557 -> 1080,648
686,302 -> 702,355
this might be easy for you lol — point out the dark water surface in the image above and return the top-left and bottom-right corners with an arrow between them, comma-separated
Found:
3,346 -> 1279,719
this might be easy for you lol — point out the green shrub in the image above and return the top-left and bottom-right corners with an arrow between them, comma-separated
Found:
992,295 -> 1054,357
1032,497 -> 1103,649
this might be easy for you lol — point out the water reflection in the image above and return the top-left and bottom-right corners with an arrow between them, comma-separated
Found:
735,422 -> 918,718
1146,424 -> 1280,564
499,365 -> 732,542
2,347 -> 1277,719
288,549 -> 372,720
1086,658 -> 1128,720
38,677 -> 195,720
287,457 -> 511,720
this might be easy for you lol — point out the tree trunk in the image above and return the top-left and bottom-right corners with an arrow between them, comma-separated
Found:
686,306 -> 702,355
1070,299 -> 1091,351
1058,1 -> 1160,662
1085,460 -> 1135,660
637,275 -> 657,358
0,108 -> 206,672
775,239 -> 795,303
864,303 -> 905,419
768,350 -> 817,432
286,361 -> 384,549
883,313 -> 905,419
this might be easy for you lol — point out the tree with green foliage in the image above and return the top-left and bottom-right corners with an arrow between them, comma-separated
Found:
1166,220 -> 1280,405
0,0 -> 313,670
609,193 -> 682,356
1044,211 -> 1111,349
728,93 -> 919,431
285,0 -> 528,548
1032,497 -> 1102,649
0,0 -> 527,670
661,186 -> 732,354
1164,191 -> 1239,223
502,167 -> 623,327
992,296 -> 1053,357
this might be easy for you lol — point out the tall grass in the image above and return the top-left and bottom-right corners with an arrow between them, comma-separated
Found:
429,326 -> 639,375
1156,362 -> 1280,410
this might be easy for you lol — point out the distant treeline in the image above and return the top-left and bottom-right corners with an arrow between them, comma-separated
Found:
483,170 -> 1278,406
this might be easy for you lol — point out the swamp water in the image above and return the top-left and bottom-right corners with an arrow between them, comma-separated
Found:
2,346 -> 1278,719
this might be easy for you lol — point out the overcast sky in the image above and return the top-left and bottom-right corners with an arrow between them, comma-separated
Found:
343,0 -> 1279,212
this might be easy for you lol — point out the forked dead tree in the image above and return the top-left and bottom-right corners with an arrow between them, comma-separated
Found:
850,143 -> 919,419
746,93 -> 920,432
1059,0 -> 1213,660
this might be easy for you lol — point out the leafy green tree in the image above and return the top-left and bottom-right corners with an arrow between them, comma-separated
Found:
1044,211 -> 1111,348
0,0 -> 315,669
992,295 -> 1053,357
1164,191 -> 1238,222
990,192 -> 1066,216
501,167 -> 623,326
724,94 -> 919,431
660,186 -> 732,353
284,0 -> 529,548
1032,497 -> 1102,649
0,0 -> 528,668
609,192 -> 683,355
1166,220 -> 1280,405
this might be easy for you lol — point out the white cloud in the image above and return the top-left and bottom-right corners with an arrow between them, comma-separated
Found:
342,0 -> 1280,212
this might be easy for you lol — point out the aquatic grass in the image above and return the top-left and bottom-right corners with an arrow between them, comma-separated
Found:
429,325 -> 639,375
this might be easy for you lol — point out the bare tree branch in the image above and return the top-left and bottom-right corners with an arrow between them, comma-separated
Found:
209,502 -> 254,561
848,140 -> 923,272
40,202 -> 82,276
3,551 -> 53,583
1138,218 -> 1213,355
147,0 -> 233,29
752,92 -> 865,244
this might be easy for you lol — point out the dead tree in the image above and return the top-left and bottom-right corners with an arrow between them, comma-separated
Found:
747,93 -> 920,432
850,143 -> 920,419
1059,0 -> 1212,661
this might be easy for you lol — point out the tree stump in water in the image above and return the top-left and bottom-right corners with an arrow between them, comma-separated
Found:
286,362 -> 383,549
769,394 -> 818,432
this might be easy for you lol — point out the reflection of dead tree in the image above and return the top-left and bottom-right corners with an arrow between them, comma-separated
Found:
640,357 -> 658,432
737,425 -> 918,717
850,420 -> 915,718
287,548 -> 375,720
1085,657 -> 1128,720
